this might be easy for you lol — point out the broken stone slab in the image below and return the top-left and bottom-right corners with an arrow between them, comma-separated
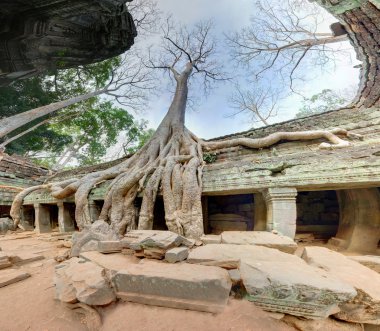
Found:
302,247 -> 380,324
142,247 -> 166,260
188,244 -> 356,319
97,241 -> 122,254
282,315 -> 362,331
349,255 -> 380,274
0,269 -> 30,288
165,247 -> 189,263
71,221 -> 119,257
55,257 -> 116,306
80,251 -> 140,273
221,231 -> 297,254
200,234 -> 221,244
112,259 -> 231,313
121,230 -> 194,251
0,252 -> 12,269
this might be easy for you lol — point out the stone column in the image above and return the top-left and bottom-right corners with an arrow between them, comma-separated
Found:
333,188 -> 380,253
254,193 -> 267,231
57,202 -> 75,233
34,203 -> 51,233
262,187 -> 298,239
88,201 -> 100,222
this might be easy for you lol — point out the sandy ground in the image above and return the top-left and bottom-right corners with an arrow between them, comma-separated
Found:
0,232 -> 295,331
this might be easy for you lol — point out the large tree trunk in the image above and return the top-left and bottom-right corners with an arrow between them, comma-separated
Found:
0,88 -> 106,139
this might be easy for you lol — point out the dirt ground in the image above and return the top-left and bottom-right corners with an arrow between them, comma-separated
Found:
0,232 -> 295,331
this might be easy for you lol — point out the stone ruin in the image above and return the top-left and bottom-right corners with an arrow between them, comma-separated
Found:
0,0 -> 380,330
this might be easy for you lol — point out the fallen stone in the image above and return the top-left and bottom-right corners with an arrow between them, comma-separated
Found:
0,269 -> 30,288
55,257 -> 116,306
282,315 -> 362,331
200,234 -> 221,244
349,255 -> 380,274
165,247 -> 189,263
121,230 -> 194,251
143,247 -> 166,259
63,241 -> 72,248
188,244 -> 356,319
221,231 -> 297,254
112,260 -> 231,313
8,252 -> 44,265
227,269 -> 241,285
302,247 -> 380,324
97,241 -> 122,254
70,221 -> 119,257
0,252 -> 11,269
80,251 -> 139,273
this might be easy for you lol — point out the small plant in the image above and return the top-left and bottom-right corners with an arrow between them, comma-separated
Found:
203,152 -> 217,164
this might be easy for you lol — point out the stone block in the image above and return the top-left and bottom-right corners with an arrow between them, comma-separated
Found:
302,247 -> 380,324
97,241 -> 122,254
121,230 -> 193,251
200,234 -> 222,244
349,255 -> 380,274
55,258 -> 116,306
221,231 -> 297,254
0,269 -> 30,288
113,260 -> 231,313
188,244 -> 356,319
165,247 -> 189,263
8,252 -> 44,265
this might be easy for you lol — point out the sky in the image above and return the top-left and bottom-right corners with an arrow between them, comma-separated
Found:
115,0 -> 361,152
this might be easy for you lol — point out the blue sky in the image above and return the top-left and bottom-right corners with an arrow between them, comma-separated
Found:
122,0 -> 360,141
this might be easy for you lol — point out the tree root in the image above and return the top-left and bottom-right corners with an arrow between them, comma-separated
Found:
10,126 -> 360,242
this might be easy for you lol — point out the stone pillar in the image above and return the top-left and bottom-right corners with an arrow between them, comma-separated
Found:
57,202 -> 75,233
88,201 -> 100,222
333,188 -> 380,253
254,193 -> 267,231
34,203 -> 51,233
262,187 -> 298,239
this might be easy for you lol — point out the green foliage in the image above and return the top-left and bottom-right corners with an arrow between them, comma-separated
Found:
295,89 -> 349,118
0,56 -> 150,168
203,152 -> 217,164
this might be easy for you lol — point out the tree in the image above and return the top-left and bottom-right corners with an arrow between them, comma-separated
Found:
11,19 -> 359,243
226,0 -> 349,92
295,89 -> 350,118
0,54 -> 152,141
228,84 -> 280,126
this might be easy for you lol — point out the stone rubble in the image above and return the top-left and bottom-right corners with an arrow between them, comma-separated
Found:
302,247 -> 380,325
188,244 -> 356,319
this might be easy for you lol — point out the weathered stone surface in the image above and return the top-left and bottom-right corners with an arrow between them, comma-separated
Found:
282,315 -> 362,331
349,255 -> 380,274
122,230 -> 194,251
80,251 -> 139,273
302,247 -> 380,324
188,244 -> 356,319
97,241 -> 122,254
0,269 -> 30,288
112,260 -> 231,313
221,231 -> 297,254
55,258 -> 116,306
227,269 -> 241,285
200,234 -> 222,244
8,252 -> 44,265
165,247 -> 189,263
